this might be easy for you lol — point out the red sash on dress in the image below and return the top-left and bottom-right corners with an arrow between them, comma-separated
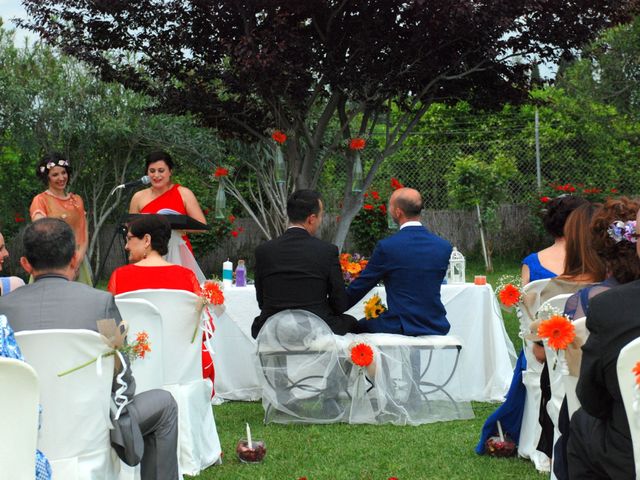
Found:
140,184 -> 194,253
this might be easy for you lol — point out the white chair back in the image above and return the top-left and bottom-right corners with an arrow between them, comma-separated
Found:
0,358 -> 39,479
564,317 -> 587,418
115,298 -> 164,393
116,289 -> 202,385
538,293 -> 573,319
16,329 -> 118,480
115,289 -> 221,475
520,279 -> 552,326
617,336 -> 640,479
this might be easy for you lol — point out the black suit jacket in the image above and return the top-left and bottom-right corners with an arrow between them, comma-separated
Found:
251,227 -> 353,338
574,279 -> 640,475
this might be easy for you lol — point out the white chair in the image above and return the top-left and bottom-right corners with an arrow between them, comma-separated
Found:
115,290 -> 221,476
0,358 -> 39,480
618,336 -> 640,479
115,298 -> 164,394
517,278 -> 551,468
16,329 -> 119,480
564,317 -> 587,418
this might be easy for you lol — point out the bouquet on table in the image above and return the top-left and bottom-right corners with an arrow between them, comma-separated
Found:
340,252 -> 368,285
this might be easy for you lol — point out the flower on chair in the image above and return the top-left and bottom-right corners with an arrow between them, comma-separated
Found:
537,314 -> 575,350
350,343 -> 374,367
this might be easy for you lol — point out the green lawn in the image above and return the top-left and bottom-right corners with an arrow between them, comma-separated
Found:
189,259 -> 544,480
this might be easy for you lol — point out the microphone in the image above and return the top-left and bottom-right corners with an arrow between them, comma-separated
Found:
109,176 -> 151,196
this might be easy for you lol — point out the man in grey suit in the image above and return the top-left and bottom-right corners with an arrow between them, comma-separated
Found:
0,218 -> 179,480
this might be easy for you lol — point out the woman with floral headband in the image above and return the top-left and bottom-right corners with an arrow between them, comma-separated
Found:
29,152 -> 91,284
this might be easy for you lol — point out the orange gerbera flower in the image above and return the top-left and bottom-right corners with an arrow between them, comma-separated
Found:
349,137 -> 366,150
351,343 -> 374,367
202,281 -> 225,305
537,315 -> 576,350
346,262 -> 362,275
214,166 -> 229,177
633,361 -> 640,385
498,284 -> 521,308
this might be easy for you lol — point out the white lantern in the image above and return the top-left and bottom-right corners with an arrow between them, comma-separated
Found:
447,247 -> 466,284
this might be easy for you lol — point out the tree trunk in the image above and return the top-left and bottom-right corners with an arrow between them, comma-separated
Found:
332,193 -> 363,250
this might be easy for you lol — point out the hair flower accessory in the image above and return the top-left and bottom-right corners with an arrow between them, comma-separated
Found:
40,159 -> 69,173
607,220 -> 637,244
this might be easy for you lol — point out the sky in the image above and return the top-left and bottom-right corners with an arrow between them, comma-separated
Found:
0,0 -> 38,45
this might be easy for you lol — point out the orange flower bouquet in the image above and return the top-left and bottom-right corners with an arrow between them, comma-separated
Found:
195,279 -> 225,342
340,252 -> 369,285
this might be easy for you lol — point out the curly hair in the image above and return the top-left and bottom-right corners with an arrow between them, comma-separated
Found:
590,197 -> 640,284
542,195 -> 589,238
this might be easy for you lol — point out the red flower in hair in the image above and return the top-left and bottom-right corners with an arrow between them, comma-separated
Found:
349,138 -> 366,150
271,130 -> 287,144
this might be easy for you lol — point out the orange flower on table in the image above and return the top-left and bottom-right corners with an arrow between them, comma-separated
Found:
537,315 -> 576,350
349,137 -> 366,151
271,130 -> 287,144
351,343 -> 374,367
498,284 -> 521,308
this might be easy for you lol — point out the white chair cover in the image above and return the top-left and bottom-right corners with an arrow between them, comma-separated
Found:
115,290 -> 221,476
0,358 -> 39,479
617,336 -> 640,480
517,278 -> 550,468
564,317 -> 587,418
15,329 -> 119,480
115,298 -> 164,394
256,310 -> 474,426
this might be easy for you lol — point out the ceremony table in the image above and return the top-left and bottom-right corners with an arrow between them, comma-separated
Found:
210,283 -> 517,403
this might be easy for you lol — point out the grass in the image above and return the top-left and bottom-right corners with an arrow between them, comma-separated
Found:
188,259 -> 544,480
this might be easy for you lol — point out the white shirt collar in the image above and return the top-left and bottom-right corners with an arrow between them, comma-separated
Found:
400,220 -> 422,230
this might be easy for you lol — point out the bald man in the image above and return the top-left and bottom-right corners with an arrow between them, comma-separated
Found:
346,188 -> 452,335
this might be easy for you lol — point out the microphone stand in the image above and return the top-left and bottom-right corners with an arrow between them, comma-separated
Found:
93,189 -> 134,287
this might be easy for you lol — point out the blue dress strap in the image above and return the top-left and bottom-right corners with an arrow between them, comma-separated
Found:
0,277 -> 11,296
522,252 -> 557,282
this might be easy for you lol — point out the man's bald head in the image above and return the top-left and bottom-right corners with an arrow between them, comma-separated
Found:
390,188 -> 423,221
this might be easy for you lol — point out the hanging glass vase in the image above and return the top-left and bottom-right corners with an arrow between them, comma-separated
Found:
351,151 -> 364,193
215,179 -> 226,219
274,145 -> 286,185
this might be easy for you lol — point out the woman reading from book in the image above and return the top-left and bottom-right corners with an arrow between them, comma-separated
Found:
129,151 -> 207,282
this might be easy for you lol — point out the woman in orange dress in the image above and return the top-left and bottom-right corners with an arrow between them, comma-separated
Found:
30,152 -> 92,284
129,151 -> 206,282
108,214 -> 215,394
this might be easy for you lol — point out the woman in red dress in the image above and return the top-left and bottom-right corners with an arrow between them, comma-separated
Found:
129,151 -> 207,282
108,214 -> 215,393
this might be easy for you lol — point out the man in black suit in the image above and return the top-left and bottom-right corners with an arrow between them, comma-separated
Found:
251,189 -> 357,338
567,230 -> 640,478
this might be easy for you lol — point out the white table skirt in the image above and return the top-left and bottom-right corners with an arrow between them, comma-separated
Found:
210,283 -> 516,403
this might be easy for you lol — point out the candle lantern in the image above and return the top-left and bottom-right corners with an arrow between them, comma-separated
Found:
447,247 -> 466,284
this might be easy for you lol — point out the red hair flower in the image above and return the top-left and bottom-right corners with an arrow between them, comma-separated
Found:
351,343 -> 374,367
349,137 -> 366,150
498,284 -> 521,308
271,130 -> 287,144
537,315 -> 576,350
214,167 -> 229,177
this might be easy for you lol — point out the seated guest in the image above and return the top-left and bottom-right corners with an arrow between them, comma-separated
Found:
0,218 -> 179,480
553,197 -> 640,479
346,187 -> 451,335
521,196 -> 588,285
251,189 -> 358,339
0,231 -> 25,295
566,206 -> 640,478
0,314 -> 51,480
107,214 -> 214,390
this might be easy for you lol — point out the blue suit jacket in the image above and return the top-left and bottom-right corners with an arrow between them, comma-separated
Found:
346,225 -> 452,335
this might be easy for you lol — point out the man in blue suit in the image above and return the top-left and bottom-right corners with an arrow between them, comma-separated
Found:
347,188 -> 452,335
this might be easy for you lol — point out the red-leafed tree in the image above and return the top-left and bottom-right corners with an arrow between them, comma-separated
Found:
20,1 -> 638,246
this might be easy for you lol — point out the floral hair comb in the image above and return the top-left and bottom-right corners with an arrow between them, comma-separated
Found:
607,220 -> 637,243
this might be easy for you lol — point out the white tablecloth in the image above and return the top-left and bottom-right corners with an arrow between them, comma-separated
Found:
210,283 -> 516,403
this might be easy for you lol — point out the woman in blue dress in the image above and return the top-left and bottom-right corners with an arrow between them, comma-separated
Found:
476,195 -> 589,456
0,231 -> 25,296
0,315 -> 51,479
